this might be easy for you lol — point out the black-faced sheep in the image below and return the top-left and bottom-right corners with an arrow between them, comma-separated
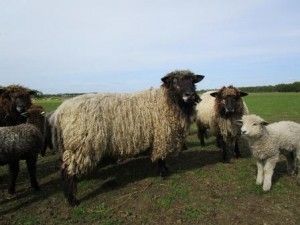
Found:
0,106 -> 46,195
51,70 -> 204,206
0,85 -> 37,126
239,114 -> 300,191
196,86 -> 248,162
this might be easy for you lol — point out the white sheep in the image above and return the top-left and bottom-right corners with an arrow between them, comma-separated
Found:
196,86 -> 249,162
51,70 -> 204,206
239,114 -> 300,191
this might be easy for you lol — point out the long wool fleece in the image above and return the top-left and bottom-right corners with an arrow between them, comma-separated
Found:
52,87 -> 192,176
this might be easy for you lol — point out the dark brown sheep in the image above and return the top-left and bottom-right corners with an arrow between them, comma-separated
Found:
0,85 -> 37,126
0,106 -> 46,195
196,86 -> 248,162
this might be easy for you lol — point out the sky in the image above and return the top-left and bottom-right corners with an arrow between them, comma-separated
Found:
0,0 -> 299,94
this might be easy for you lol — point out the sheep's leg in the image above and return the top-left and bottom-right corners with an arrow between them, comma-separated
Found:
256,160 -> 264,185
286,151 -> 296,175
234,139 -> 241,158
296,150 -> 300,185
219,137 -> 230,163
216,134 -> 223,148
197,127 -> 206,146
8,161 -> 20,195
26,157 -> 40,191
263,156 -> 278,191
157,159 -> 169,178
61,166 -> 79,207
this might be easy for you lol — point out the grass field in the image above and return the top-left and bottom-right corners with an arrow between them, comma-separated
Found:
0,92 -> 300,225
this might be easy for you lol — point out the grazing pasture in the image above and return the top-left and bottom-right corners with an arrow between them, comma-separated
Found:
0,92 -> 300,225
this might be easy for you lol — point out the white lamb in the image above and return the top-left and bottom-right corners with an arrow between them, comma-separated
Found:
239,114 -> 300,191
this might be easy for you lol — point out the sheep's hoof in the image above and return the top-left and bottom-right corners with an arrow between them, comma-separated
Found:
159,167 -> 170,179
222,158 -> 231,164
8,188 -> 16,195
68,198 -> 80,207
235,153 -> 241,159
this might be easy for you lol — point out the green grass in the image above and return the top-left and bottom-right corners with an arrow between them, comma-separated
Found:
0,92 -> 300,225
244,92 -> 300,122
33,98 -> 63,112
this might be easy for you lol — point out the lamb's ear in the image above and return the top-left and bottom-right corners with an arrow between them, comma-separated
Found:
210,92 -> 219,98
193,75 -> 205,83
240,91 -> 248,97
261,121 -> 269,126
235,120 -> 243,126
40,111 -> 45,116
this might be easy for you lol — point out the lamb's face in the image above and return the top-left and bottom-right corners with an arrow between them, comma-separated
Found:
161,70 -> 204,104
238,115 -> 268,138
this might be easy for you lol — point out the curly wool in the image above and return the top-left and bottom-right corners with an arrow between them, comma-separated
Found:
52,87 -> 191,176
0,125 -> 42,164
242,115 -> 300,160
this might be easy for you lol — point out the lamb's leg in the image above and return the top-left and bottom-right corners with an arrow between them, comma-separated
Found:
263,155 -> 278,191
157,159 -> 169,178
234,139 -> 241,158
256,160 -> 264,185
26,157 -> 40,191
286,151 -> 296,176
61,166 -> 79,207
8,161 -> 20,195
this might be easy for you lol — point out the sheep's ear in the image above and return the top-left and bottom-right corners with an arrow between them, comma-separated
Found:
210,92 -> 219,98
235,120 -> 243,126
0,88 -> 6,95
193,75 -> 205,83
261,121 -> 269,126
161,74 -> 174,87
240,91 -> 248,97
28,90 -> 38,96
21,112 -> 29,117
40,111 -> 45,116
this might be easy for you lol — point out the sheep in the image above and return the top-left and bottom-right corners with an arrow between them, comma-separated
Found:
239,114 -> 300,191
0,106 -> 46,195
196,86 -> 248,162
30,105 -> 53,154
50,70 -> 204,206
0,85 -> 37,126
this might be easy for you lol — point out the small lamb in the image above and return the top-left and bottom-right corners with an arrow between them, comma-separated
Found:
0,106 -> 46,195
239,114 -> 300,191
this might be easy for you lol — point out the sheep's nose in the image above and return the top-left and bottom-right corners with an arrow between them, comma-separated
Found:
241,130 -> 246,134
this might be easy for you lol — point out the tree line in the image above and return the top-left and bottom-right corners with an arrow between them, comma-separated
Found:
238,81 -> 300,93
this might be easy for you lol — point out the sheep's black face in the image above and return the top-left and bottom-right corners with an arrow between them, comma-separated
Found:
162,70 -> 204,105
0,87 -> 36,114
210,88 -> 248,117
10,92 -> 32,113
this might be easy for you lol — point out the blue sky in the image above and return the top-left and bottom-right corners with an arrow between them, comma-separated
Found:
0,0 -> 299,93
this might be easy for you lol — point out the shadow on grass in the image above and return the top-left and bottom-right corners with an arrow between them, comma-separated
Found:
0,140 -> 247,214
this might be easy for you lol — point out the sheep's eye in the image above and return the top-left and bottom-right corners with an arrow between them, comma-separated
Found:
253,123 -> 258,126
